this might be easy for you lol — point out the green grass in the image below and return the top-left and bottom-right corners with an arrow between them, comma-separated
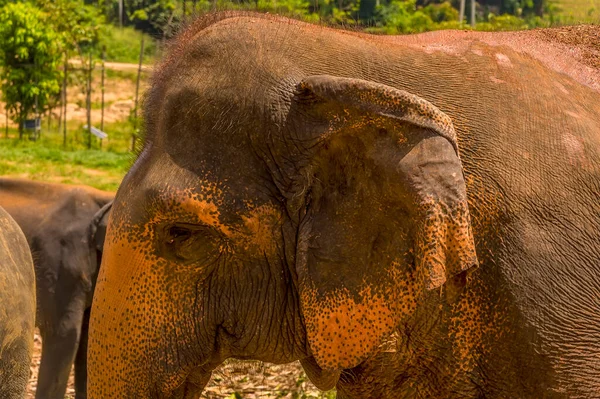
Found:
105,68 -> 140,83
0,120 -> 136,191
99,25 -> 158,65
551,0 -> 600,22
0,140 -> 130,191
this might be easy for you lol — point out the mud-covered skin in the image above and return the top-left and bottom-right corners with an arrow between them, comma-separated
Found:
0,205 -> 36,399
0,178 -> 113,399
89,13 -> 600,399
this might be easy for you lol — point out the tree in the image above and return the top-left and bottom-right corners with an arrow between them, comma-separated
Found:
129,0 -> 177,37
103,0 -> 177,37
36,0 -> 105,59
0,2 -> 62,138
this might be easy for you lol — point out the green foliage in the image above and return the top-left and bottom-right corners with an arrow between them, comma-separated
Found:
368,0 -> 461,33
36,0 -> 105,57
126,0 -> 176,35
255,0 -> 312,16
0,2 -> 62,135
310,0 -> 360,23
475,13 -> 528,29
103,0 -> 177,37
423,1 -> 459,22
98,25 -> 156,63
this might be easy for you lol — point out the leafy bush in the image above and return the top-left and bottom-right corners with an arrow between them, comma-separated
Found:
422,1 -> 459,22
255,0 -> 312,16
0,2 -> 62,136
475,13 -> 528,30
368,0 -> 462,33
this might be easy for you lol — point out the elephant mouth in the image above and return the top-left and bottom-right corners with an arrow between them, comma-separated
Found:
171,369 -> 212,399
169,379 -> 204,399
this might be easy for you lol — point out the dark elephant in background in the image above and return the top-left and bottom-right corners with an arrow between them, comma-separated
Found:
88,13 -> 600,399
0,205 -> 36,398
0,178 -> 113,399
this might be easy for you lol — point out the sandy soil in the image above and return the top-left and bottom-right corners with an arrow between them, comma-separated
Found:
0,61 -> 150,128
26,330 -> 325,399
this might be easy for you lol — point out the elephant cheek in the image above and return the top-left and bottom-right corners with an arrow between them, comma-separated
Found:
301,267 -> 420,371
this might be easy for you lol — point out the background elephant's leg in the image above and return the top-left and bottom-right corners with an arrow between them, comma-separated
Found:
36,326 -> 81,399
74,308 -> 90,399
36,300 -> 85,399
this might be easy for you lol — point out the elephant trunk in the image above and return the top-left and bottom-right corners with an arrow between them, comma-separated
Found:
88,216 -> 211,398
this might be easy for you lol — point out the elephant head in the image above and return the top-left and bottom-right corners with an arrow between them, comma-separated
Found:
88,70 -> 477,396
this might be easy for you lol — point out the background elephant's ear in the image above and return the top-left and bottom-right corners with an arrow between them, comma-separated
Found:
90,201 -> 113,252
292,75 -> 478,371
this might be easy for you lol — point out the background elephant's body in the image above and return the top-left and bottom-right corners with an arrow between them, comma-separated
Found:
0,178 -> 113,399
89,13 -> 600,399
0,205 -> 36,398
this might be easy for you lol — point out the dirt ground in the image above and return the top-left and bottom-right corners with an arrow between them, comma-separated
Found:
26,330 -> 327,399
0,61 -> 149,128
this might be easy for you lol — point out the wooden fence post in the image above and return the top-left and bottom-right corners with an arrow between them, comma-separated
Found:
132,34 -> 145,152
86,52 -> 93,149
63,56 -> 68,147
101,45 -> 106,148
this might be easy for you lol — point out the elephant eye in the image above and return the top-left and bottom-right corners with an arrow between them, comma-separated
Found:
160,223 -> 223,265
167,226 -> 192,244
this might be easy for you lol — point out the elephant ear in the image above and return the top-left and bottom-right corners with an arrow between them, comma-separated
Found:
292,75 -> 478,371
90,201 -> 113,252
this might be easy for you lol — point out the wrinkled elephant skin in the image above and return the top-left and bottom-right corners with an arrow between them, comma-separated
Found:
0,205 -> 36,398
89,13 -> 600,399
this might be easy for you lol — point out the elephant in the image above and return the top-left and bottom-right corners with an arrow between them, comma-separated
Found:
0,178 -> 113,399
0,205 -> 36,399
88,12 -> 600,399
